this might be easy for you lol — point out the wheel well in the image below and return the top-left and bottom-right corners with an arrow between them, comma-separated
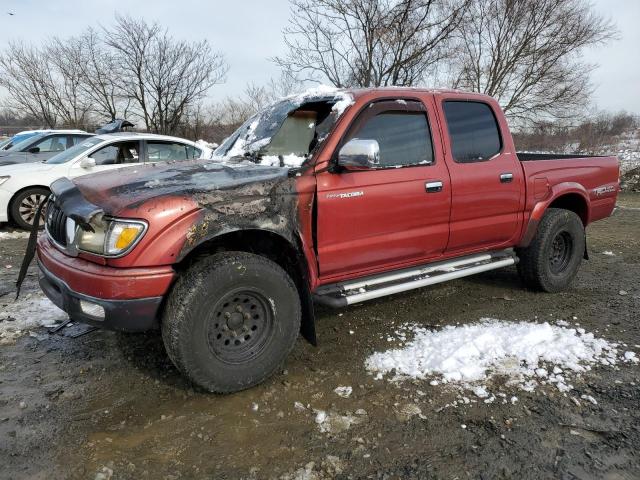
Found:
548,193 -> 588,225
8,185 -> 50,217
177,229 -> 306,281
176,229 -> 317,344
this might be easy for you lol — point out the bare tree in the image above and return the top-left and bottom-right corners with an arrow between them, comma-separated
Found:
449,0 -> 617,126
104,15 -> 228,134
210,74 -> 305,127
0,41 -> 91,128
64,29 -> 128,122
46,40 -> 93,126
0,42 -> 60,127
274,0 -> 468,87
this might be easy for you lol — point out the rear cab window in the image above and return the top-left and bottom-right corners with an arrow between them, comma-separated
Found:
443,101 -> 502,163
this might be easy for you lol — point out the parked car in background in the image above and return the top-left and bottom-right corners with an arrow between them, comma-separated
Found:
0,130 -> 92,165
0,130 -> 48,151
0,132 -> 210,228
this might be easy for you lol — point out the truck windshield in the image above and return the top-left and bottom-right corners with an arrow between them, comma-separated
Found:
213,90 -> 353,167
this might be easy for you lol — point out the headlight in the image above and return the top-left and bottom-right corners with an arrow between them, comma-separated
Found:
105,220 -> 146,255
76,216 -> 146,256
0,176 -> 10,187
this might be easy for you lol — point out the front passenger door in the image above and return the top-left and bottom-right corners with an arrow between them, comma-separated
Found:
26,134 -> 70,162
69,140 -> 142,178
316,99 -> 451,279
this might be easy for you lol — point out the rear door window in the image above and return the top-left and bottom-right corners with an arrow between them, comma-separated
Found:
71,135 -> 92,146
443,101 -> 502,163
146,141 -> 192,162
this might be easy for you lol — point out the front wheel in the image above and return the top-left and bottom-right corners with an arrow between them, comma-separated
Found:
10,187 -> 50,230
162,252 -> 301,393
516,208 -> 585,293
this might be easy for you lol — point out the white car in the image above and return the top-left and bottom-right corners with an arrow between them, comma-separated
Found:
0,132 -> 212,229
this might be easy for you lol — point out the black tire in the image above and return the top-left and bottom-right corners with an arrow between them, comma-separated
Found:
161,252 -> 301,393
9,187 -> 50,230
516,208 -> 585,293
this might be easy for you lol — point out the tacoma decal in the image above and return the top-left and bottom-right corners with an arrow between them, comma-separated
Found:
326,191 -> 364,199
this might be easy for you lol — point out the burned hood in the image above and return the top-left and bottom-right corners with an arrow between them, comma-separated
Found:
52,159 -> 293,225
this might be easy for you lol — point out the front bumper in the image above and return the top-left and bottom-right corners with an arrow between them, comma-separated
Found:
37,235 -> 176,331
39,261 -> 163,331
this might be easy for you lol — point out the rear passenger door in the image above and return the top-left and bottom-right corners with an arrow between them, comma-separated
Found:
316,98 -> 451,279
437,98 -> 524,253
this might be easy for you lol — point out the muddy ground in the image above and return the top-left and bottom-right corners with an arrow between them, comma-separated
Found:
1,194 -> 639,480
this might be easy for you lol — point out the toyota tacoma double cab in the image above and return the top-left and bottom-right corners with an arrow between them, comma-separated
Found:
33,87 -> 619,393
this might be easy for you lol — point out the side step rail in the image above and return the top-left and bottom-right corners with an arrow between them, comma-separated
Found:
313,250 -> 518,307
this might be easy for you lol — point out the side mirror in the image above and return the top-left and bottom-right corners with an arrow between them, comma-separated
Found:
80,157 -> 96,169
337,139 -> 380,170
28,147 -> 40,153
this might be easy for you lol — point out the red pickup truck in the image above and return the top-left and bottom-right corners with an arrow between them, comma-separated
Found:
35,87 -> 619,392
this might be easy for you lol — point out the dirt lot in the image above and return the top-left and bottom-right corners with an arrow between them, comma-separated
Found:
1,194 -> 639,480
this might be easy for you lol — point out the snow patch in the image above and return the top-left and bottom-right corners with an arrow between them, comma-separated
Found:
194,139 -> 216,158
333,386 -> 353,398
289,84 -> 354,116
0,231 -> 30,240
259,153 -> 307,168
314,409 -> 366,434
366,319 -> 627,396
0,292 -> 67,344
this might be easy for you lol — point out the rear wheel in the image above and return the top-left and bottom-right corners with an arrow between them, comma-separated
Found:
9,187 -> 50,230
516,208 -> 585,292
162,252 -> 301,393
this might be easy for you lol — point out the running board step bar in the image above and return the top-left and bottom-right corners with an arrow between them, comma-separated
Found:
313,250 -> 518,307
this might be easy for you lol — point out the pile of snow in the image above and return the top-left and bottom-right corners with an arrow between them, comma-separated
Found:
0,292 -> 66,344
0,231 -> 30,240
287,84 -> 354,116
259,153 -> 307,167
195,139 -> 217,159
366,319 -> 638,395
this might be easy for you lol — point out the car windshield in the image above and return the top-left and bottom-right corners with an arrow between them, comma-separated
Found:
7,133 -> 46,152
46,137 -> 103,164
213,89 -> 353,167
0,138 -> 10,149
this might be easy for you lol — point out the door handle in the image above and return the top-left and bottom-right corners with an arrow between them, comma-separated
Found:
500,173 -> 513,183
425,181 -> 443,193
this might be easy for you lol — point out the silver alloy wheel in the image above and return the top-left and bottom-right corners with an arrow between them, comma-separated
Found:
18,193 -> 47,226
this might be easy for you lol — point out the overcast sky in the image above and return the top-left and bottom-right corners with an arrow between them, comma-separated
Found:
0,0 -> 638,113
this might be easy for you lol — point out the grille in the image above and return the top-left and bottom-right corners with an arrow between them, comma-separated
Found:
46,200 -> 68,247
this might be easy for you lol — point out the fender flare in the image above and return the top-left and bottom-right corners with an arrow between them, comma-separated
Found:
518,182 -> 590,248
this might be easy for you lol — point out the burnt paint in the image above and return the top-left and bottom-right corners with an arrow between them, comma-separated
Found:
47,158 -> 317,343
